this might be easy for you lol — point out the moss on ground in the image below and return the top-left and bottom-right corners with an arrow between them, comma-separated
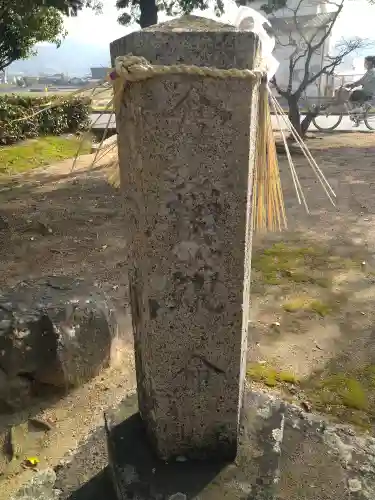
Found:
252,242 -> 358,319
247,363 -> 299,388
319,375 -> 367,410
252,242 -> 359,288
248,363 -> 375,429
250,240 -> 375,429
252,243 -> 329,286
282,297 -> 333,316
303,365 -> 375,428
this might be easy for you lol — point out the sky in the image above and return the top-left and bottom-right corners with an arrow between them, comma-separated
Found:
63,0 -> 374,44
63,0 -> 374,72
62,0 -> 237,46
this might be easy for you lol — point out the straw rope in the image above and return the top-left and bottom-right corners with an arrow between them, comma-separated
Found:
111,54 -> 267,83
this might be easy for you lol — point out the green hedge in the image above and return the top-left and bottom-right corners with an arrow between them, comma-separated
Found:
0,95 -> 91,145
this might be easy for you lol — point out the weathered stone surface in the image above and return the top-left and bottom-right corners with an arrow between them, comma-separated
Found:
276,395 -> 375,500
110,15 -> 261,460
0,277 -> 117,405
10,468 -> 61,500
110,15 -> 238,66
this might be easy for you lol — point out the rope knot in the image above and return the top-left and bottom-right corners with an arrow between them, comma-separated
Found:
113,55 -> 153,82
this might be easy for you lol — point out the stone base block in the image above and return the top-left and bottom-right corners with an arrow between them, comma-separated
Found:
104,391 -> 285,500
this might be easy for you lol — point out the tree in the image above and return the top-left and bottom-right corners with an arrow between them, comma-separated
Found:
0,0 -> 102,72
245,0 -> 370,136
12,1 -> 102,16
116,0 -> 224,29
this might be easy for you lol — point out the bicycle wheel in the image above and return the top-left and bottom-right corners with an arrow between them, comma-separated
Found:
364,107 -> 375,131
312,113 -> 343,132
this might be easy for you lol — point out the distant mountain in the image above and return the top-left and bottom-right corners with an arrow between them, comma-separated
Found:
9,38 -> 111,77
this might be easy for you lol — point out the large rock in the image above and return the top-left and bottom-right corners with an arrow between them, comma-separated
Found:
0,368 -> 33,412
0,277 -> 117,409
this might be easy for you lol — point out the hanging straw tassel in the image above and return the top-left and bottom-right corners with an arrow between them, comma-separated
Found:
80,57 -> 335,238
98,59 -> 335,231
252,80 -> 287,233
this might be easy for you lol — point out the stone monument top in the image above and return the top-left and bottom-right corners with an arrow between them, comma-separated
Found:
110,14 -> 258,68
141,14 -> 236,32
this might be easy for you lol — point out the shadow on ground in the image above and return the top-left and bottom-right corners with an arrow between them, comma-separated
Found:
0,163 -> 129,310
55,392 -> 228,500
54,424 -> 116,500
59,391 -> 286,500
106,414 -> 228,500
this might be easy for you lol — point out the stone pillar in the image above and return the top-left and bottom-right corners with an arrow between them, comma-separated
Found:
110,15 -> 260,461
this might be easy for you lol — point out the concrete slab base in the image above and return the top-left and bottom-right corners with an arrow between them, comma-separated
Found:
104,391 -> 285,500
37,389 -> 375,499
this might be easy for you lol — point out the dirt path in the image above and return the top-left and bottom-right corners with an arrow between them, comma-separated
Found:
249,132 -> 375,429
0,151 -> 128,312
0,151 -> 139,499
1,132 -> 375,496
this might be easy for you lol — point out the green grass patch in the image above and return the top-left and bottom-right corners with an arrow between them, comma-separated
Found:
0,135 -> 91,175
282,297 -> 333,316
248,363 -> 375,428
247,363 -> 299,387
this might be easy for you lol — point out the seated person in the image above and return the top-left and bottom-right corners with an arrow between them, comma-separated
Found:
346,55 -> 375,104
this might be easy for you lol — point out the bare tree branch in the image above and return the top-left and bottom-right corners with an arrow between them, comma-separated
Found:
255,0 -> 375,135
270,75 -> 288,98
266,0 -> 350,98
296,0 -> 345,96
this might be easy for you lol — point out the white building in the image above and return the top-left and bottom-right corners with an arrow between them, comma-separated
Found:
0,70 -> 8,84
249,0 -> 352,99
